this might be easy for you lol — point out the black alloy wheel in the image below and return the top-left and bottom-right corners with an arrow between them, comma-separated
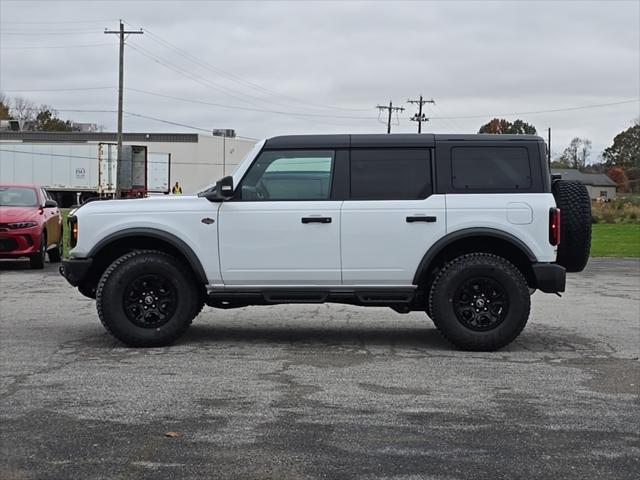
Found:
96,250 -> 198,347
452,277 -> 508,331
429,253 -> 530,351
123,274 -> 178,328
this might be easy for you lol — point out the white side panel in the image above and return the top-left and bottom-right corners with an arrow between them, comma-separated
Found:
341,195 -> 447,284
218,201 -> 342,285
446,193 -> 557,262
0,143 -> 99,190
71,196 -> 223,284
148,153 -> 170,192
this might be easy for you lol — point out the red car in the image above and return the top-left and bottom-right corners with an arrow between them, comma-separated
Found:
0,184 -> 63,269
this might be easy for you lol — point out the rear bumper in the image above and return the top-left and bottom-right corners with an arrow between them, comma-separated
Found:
60,257 -> 93,286
532,263 -> 566,293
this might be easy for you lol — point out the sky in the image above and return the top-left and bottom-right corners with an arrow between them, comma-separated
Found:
0,0 -> 638,160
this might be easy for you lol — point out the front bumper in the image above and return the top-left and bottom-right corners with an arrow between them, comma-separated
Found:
0,229 -> 40,258
532,263 -> 566,293
60,257 -> 93,286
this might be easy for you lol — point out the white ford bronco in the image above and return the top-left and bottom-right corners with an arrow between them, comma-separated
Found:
60,134 -> 591,350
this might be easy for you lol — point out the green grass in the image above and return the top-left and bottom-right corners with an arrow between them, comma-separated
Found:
591,224 -> 640,257
61,208 -> 70,257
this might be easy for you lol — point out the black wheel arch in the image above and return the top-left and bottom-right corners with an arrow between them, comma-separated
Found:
413,228 -> 537,288
79,228 -> 208,297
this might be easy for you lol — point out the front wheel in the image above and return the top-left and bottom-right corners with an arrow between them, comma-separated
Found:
96,250 -> 198,347
429,253 -> 530,351
48,228 -> 63,263
29,234 -> 46,269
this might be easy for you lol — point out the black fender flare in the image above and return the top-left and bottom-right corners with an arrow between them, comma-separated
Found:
412,227 -> 537,284
88,228 -> 208,285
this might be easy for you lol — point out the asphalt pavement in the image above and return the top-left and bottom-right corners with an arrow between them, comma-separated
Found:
0,258 -> 639,480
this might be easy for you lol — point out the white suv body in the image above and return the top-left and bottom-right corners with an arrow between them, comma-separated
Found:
62,134 -> 590,350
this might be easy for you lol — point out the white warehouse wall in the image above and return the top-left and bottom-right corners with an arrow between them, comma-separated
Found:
121,135 -> 257,194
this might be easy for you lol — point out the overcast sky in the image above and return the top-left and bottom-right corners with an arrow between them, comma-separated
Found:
1,0 -> 638,159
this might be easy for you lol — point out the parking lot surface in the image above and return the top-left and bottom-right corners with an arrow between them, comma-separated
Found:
1,258 -> 639,480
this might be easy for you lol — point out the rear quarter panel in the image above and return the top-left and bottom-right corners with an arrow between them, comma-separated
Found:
446,193 -> 558,262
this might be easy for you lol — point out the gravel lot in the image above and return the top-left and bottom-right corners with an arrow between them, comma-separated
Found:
1,258 -> 639,480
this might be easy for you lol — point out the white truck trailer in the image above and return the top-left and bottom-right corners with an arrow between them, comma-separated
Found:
0,143 -> 170,207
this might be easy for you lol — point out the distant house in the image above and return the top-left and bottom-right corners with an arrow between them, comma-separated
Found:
552,169 -> 617,200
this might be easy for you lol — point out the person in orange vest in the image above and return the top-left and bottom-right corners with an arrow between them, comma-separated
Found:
171,181 -> 183,195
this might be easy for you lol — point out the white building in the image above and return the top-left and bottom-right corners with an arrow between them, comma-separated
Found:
552,169 -> 618,201
0,131 -> 258,194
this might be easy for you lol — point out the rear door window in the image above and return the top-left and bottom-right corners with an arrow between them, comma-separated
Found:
451,146 -> 531,190
350,149 -> 431,200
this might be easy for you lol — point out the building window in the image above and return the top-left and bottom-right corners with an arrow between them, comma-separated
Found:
600,191 -> 608,198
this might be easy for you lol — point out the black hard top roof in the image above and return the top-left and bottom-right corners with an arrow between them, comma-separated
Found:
265,133 -> 544,149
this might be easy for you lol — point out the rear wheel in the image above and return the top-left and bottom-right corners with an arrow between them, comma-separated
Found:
96,250 -> 197,347
429,253 -> 530,351
29,234 -> 46,269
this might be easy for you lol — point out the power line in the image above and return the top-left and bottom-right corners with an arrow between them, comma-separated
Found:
127,22 -> 371,113
429,99 -> 639,120
126,87 -> 379,120
0,30 -> 102,36
0,20 -> 114,24
123,112 -> 212,133
407,95 -> 435,133
126,43 -> 272,108
0,43 -> 113,50
376,101 -> 405,134
2,87 -> 115,92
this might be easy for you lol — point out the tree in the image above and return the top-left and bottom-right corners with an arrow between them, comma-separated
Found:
559,137 -> 592,170
478,118 -> 537,135
32,106 -> 73,132
0,93 -> 11,120
606,166 -> 629,193
10,96 -> 36,127
602,120 -> 640,169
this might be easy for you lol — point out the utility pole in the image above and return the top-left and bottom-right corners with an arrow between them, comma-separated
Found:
407,95 -> 435,133
548,127 -> 552,168
105,20 -> 143,198
376,101 -> 405,134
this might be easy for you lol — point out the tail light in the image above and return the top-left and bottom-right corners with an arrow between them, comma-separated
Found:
549,208 -> 560,246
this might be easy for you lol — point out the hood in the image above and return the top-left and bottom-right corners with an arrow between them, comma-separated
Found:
0,206 -> 41,223
76,194 -> 207,216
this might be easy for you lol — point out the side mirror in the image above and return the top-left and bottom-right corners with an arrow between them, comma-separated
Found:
199,176 -> 234,202
44,199 -> 58,208
217,176 -> 234,199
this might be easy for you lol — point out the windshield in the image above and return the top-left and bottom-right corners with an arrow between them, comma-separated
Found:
0,186 -> 38,207
195,139 -> 265,194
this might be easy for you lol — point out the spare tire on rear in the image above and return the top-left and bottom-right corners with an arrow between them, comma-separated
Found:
552,180 -> 591,272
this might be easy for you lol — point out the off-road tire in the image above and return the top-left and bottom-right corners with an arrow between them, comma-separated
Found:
552,180 -> 591,272
192,295 -> 205,320
96,250 -> 197,347
29,234 -> 46,269
48,228 -> 63,263
429,253 -> 530,351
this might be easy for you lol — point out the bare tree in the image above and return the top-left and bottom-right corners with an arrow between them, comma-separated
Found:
10,96 -> 36,128
559,137 -> 592,170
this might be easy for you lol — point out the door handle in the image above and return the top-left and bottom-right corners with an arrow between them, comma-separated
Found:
301,216 -> 332,224
406,216 -> 437,223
